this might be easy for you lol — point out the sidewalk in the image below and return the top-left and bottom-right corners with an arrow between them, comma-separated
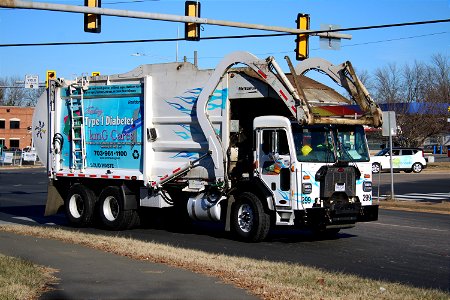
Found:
0,231 -> 256,300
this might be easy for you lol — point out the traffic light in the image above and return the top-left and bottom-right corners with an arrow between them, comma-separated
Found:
84,0 -> 101,33
92,72 -> 101,77
295,13 -> 310,61
46,70 -> 56,88
185,1 -> 201,41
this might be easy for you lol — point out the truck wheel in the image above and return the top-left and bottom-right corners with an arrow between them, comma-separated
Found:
372,163 -> 381,174
99,186 -> 134,230
412,163 -> 423,173
65,184 -> 96,227
231,192 -> 270,242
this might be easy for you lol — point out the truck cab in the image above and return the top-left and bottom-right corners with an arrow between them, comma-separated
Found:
251,116 -> 377,233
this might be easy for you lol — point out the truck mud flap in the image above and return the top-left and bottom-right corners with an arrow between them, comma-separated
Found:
357,205 -> 379,222
45,181 -> 64,216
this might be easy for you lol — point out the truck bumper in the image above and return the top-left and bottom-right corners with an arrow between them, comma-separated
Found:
357,204 -> 379,222
296,203 -> 378,229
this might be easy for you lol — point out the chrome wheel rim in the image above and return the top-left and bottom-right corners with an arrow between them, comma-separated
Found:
237,203 -> 253,233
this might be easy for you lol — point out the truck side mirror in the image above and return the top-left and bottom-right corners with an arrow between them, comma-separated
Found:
280,167 -> 290,191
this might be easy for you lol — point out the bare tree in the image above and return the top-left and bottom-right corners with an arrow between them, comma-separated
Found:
403,60 -> 427,103
372,54 -> 450,147
0,77 -> 7,105
374,63 -> 403,104
0,76 -> 44,107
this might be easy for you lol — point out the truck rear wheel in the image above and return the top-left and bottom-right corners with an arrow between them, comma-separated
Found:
99,186 -> 135,230
231,192 -> 270,242
65,184 -> 96,227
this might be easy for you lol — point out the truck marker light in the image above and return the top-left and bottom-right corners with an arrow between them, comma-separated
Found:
291,165 -> 295,172
101,175 -> 109,179
291,106 -> 297,113
303,175 -> 310,180
338,167 -> 344,172
78,174 -> 86,177
67,173 -> 75,177
364,174 -> 371,178
253,161 -> 258,169
89,174 -> 97,178
173,167 -> 181,174
160,174 -> 169,181
113,175 -> 121,179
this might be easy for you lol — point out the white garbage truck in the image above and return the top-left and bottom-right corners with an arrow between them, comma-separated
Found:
33,51 -> 382,241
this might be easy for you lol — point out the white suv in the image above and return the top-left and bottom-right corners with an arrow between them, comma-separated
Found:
371,148 -> 427,173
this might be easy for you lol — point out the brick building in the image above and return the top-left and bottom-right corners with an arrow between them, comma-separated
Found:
0,106 -> 34,150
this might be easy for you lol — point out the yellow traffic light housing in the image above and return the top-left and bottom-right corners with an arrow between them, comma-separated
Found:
92,72 -> 101,77
295,13 -> 310,61
84,0 -> 101,33
46,70 -> 56,88
185,1 -> 201,41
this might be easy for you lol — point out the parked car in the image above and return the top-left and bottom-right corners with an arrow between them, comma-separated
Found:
370,147 -> 427,173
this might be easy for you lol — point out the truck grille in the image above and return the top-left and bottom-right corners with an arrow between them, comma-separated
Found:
320,166 -> 356,198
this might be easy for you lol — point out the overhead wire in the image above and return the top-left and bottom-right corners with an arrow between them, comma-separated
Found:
0,18 -> 448,48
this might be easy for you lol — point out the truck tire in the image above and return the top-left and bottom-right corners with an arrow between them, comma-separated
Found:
98,186 -> 134,230
65,184 -> 96,227
231,192 -> 270,242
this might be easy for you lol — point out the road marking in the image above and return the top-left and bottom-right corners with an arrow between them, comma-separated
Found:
378,192 -> 450,201
370,222 -> 448,232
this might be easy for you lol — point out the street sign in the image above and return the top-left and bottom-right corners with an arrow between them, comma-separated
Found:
25,75 -> 39,89
320,24 -> 341,50
382,111 -> 397,137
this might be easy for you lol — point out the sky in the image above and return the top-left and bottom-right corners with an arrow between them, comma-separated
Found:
0,0 -> 449,86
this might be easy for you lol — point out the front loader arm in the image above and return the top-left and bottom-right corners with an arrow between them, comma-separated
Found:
196,51 -> 310,182
294,57 -> 383,128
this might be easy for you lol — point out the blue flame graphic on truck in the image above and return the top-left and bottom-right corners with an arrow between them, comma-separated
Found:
165,87 -> 228,115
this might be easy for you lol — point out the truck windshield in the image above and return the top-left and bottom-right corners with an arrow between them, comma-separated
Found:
335,126 -> 370,162
292,125 -> 370,163
293,126 -> 336,163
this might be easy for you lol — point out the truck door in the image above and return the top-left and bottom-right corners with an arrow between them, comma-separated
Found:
257,129 -> 292,207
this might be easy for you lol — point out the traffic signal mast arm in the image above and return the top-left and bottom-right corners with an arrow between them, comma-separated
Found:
2,0 -> 351,40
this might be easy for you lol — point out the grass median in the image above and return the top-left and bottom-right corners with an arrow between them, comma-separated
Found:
1,224 -> 449,300
0,253 -> 56,300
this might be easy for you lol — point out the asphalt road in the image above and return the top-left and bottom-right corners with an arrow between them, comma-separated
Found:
372,171 -> 450,202
0,167 -> 449,292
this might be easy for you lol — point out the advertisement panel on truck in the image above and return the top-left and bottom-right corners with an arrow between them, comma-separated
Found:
60,84 -> 144,170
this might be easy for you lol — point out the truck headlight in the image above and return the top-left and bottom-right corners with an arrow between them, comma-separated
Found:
363,181 -> 372,192
302,183 -> 312,194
